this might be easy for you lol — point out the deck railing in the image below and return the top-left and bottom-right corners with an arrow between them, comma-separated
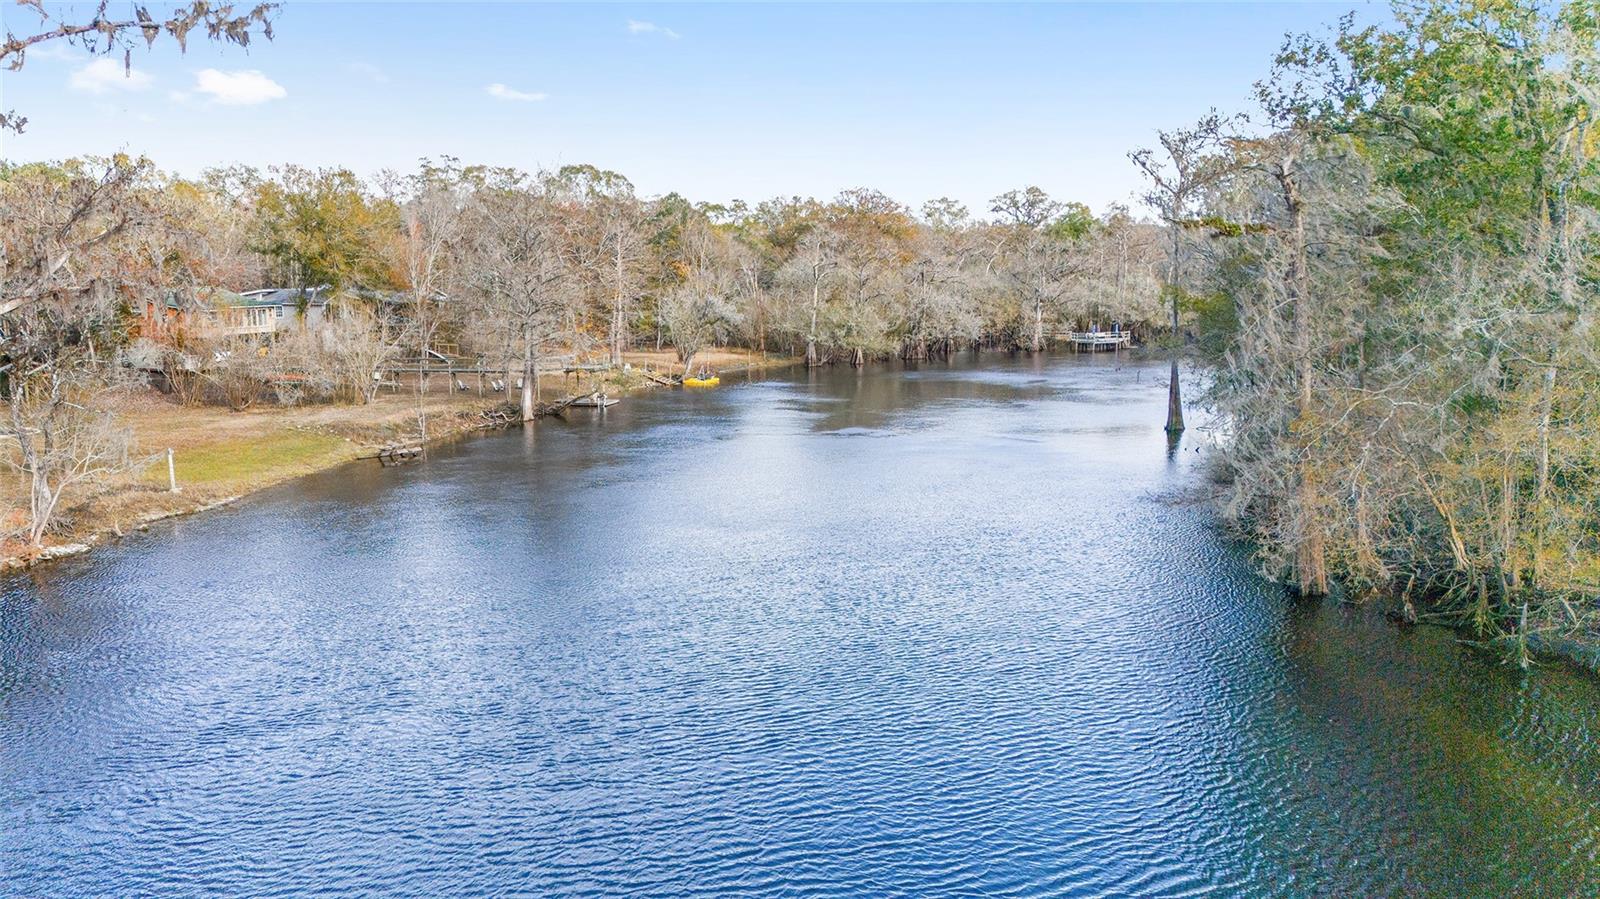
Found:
1063,330 -> 1132,348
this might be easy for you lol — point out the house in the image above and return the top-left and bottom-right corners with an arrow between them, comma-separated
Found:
140,286 -> 336,340
233,287 -> 333,333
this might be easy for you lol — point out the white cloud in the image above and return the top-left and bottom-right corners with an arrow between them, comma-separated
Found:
69,58 -> 153,94
28,43 -> 80,62
486,83 -> 547,103
627,19 -> 680,39
348,62 -> 389,84
193,68 -> 286,105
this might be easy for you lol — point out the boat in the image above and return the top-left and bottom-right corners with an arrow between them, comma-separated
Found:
683,375 -> 720,388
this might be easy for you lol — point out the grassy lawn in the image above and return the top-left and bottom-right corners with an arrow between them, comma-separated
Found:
143,429 -> 358,494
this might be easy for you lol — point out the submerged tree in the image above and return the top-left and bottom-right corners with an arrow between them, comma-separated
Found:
1131,113 -> 1236,434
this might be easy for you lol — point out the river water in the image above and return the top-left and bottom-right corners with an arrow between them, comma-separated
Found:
3,354 -> 1598,897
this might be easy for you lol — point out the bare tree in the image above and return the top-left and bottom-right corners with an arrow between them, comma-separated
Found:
660,271 -> 741,378
398,162 -> 463,377
906,201 -> 996,358
207,338 -> 269,410
554,167 -> 650,367
990,189 -> 1088,352
460,170 -> 572,421
1069,208 -> 1164,334
1131,112 -> 1235,433
781,227 -> 842,366
2,367 -> 131,547
1,159 -> 159,321
318,303 -> 394,404
2,159 -> 187,545
387,160 -> 465,441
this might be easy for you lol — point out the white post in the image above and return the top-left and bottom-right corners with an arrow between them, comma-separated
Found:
167,447 -> 179,493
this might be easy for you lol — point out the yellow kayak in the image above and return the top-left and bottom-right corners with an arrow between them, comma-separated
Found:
683,375 -> 720,388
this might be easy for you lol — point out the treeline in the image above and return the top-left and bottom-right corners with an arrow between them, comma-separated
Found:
1173,0 -> 1600,656
4,157 -> 1167,379
1,155 -> 1164,544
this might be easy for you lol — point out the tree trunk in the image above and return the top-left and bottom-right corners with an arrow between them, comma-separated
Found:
1536,364 -> 1555,503
1283,154 -> 1327,596
1165,214 -> 1185,434
1294,477 -> 1328,596
1164,359 -> 1184,433
611,296 -> 624,367
520,332 -> 536,422
611,246 -> 625,367
30,480 -> 59,547
26,453 -> 51,547
1532,362 -> 1556,585
806,280 -> 822,367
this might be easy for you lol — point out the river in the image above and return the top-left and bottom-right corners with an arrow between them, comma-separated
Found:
3,354 -> 1597,896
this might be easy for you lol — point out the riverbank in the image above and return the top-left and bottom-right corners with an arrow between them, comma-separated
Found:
2,349 -> 789,572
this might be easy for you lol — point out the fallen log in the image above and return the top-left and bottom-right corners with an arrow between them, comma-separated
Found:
543,395 -> 583,418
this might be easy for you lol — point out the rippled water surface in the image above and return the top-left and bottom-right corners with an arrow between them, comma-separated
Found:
4,354 -> 1599,897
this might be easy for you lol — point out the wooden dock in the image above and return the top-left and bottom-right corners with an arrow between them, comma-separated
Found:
376,445 -> 423,465
1061,330 -> 1132,351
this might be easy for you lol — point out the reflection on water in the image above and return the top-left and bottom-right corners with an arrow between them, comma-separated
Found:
3,352 -> 1597,897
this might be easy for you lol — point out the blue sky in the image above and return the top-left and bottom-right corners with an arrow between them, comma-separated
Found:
3,2 -> 1381,215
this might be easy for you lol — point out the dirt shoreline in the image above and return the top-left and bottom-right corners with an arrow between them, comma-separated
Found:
3,350 -> 793,573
